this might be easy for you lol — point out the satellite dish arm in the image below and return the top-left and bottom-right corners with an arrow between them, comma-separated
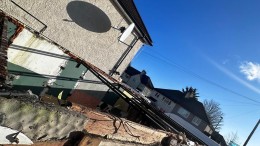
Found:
118,32 -> 143,47
110,37 -> 140,76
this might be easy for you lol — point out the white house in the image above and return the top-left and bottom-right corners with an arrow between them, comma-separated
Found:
149,88 -> 213,136
0,0 -> 152,107
121,66 -> 153,97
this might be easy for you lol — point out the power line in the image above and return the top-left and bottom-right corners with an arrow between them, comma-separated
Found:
225,109 -> 260,120
221,103 -> 260,107
141,50 -> 260,105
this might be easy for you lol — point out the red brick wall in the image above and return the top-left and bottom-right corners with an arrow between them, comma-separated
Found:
68,90 -> 101,109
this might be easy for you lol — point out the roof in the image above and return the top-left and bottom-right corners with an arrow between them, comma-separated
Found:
123,66 -> 154,89
155,88 -> 211,125
140,74 -> 154,89
124,66 -> 140,76
117,0 -> 153,46
211,131 -> 227,146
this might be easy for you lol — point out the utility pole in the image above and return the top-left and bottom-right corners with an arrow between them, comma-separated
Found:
243,119 -> 260,146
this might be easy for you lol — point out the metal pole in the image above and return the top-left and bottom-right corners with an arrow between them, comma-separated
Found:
243,119 -> 260,146
109,37 -> 139,76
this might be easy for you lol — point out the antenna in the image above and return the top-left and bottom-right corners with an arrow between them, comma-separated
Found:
119,23 -> 135,42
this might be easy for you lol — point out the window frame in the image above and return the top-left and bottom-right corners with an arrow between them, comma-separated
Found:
192,116 -> 202,126
177,107 -> 190,119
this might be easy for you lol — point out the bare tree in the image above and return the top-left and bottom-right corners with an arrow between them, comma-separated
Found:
225,132 -> 240,145
203,99 -> 224,131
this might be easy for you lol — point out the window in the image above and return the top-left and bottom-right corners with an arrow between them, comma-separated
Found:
155,92 -> 160,97
163,98 -> 169,104
137,87 -> 142,91
177,107 -> 190,118
162,97 -> 171,105
192,116 -> 202,126
148,96 -> 157,102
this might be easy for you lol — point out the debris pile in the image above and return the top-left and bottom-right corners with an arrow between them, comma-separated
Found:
0,96 -> 87,141
0,95 -> 202,145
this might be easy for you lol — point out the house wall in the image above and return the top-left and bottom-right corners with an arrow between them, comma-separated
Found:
69,71 -> 109,107
1,0 -> 146,106
7,28 -> 90,98
8,29 -> 66,94
171,104 -> 209,133
150,90 -> 176,113
7,26 -> 111,107
136,82 -> 145,91
126,74 -> 140,89
137,84 -> 151,96
0,0 -> 144,75
150,90 -> 209,133
120,72 -> 131,83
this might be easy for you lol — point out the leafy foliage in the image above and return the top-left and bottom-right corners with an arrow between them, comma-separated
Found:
182,86 -> 199,100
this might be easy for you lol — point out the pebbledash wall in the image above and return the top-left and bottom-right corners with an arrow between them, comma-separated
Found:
1,0 -> 149,107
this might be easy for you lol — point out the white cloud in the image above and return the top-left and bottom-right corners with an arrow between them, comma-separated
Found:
239,62 -> 260,81
204,57 -> 260,94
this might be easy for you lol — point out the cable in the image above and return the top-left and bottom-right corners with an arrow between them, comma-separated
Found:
224,109 -> 260,120
141,50 -> 260,105
221,103 -> 260,107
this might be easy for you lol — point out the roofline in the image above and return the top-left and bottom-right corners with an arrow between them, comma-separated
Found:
154,88 -> 212,125
112,0 -> 153,46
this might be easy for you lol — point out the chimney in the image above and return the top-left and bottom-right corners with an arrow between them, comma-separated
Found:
140,70 -> 146,75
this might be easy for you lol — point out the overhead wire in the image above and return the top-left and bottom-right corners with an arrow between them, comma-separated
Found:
224,108 -> 260,120
141,50 -> 260,105
221,103 -> 260,107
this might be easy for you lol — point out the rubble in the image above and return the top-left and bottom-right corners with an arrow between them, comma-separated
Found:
0,13 -> 8,87
0,96 -> 87,141
0,95 -> 202,145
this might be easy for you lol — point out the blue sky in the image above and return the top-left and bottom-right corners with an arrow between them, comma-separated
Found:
131,0 -> 260,145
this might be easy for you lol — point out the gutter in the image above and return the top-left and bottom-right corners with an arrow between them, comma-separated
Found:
112,0 -> 152,46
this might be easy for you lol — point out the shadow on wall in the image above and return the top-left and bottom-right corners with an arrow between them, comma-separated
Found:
66,1 -> 111,33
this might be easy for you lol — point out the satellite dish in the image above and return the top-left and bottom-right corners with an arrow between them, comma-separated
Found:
119,23 -> 135,42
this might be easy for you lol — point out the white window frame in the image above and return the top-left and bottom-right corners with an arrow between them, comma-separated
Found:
192,116 -> 202,126
177,107 -> 190,118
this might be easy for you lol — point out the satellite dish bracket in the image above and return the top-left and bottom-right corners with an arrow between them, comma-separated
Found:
119,23 -> 135,42
112,26 -> 126,33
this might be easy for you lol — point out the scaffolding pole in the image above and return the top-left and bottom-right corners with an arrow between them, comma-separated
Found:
243,119 -> 260,146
